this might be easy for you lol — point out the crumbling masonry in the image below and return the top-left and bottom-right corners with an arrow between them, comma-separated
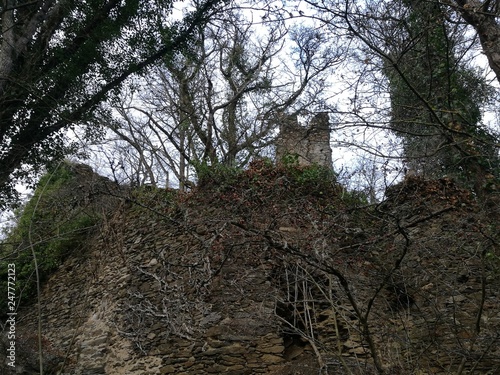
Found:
275,112 -> 333,169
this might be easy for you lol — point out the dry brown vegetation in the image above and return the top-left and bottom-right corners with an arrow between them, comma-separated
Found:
3,161 -> 500,374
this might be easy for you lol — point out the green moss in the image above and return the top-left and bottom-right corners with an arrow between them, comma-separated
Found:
195,161 -> 243,189
0,162 -> 99,315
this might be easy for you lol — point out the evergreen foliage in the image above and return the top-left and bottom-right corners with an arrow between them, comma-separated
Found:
0,0 -> 223,206
0,162 -> 100,316
195,158 -> 339,203
384,0 -> 499,188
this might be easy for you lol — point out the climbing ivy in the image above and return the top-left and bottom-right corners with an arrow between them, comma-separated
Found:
0,163 -> 100,315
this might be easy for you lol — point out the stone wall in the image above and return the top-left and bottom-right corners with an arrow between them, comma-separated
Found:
5,172 -> 500,374
275,113 -> 333,168
12,202 -> 303,374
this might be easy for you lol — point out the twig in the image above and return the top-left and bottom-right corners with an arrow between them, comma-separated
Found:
27,161 -> 67,374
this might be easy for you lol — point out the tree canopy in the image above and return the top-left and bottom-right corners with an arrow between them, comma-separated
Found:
0,0 -> 223,206
0,0 -> 499,205
382,0 -> 498,188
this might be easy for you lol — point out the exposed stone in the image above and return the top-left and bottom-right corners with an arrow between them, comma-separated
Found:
257,345 -> 284,354
8,172 -> 500,375
159,365 -> 177,374
275,112 -> 333,168
261,354 -> 285,363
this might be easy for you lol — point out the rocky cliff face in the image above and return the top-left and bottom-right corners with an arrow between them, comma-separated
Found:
3,162 -> 500,374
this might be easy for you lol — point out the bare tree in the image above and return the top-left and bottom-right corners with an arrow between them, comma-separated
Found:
301,0 -> 499,194
96,7 -> 344,188
0,0 -> 225,206
452,0 -> 500,84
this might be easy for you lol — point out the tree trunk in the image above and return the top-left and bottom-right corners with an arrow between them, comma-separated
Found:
454,0 -> 500,85
0,0 -> 15,95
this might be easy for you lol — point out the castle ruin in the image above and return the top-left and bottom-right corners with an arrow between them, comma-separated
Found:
275,112 -> 333,169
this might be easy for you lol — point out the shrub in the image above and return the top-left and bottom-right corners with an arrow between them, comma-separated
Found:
0,162 -> 100,315
195,161 -> 243,189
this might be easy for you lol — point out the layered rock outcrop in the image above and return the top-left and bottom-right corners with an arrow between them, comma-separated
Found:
3,164 -> 500,374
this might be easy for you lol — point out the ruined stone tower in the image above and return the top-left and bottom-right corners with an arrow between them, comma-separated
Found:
275,112 -> 333,169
